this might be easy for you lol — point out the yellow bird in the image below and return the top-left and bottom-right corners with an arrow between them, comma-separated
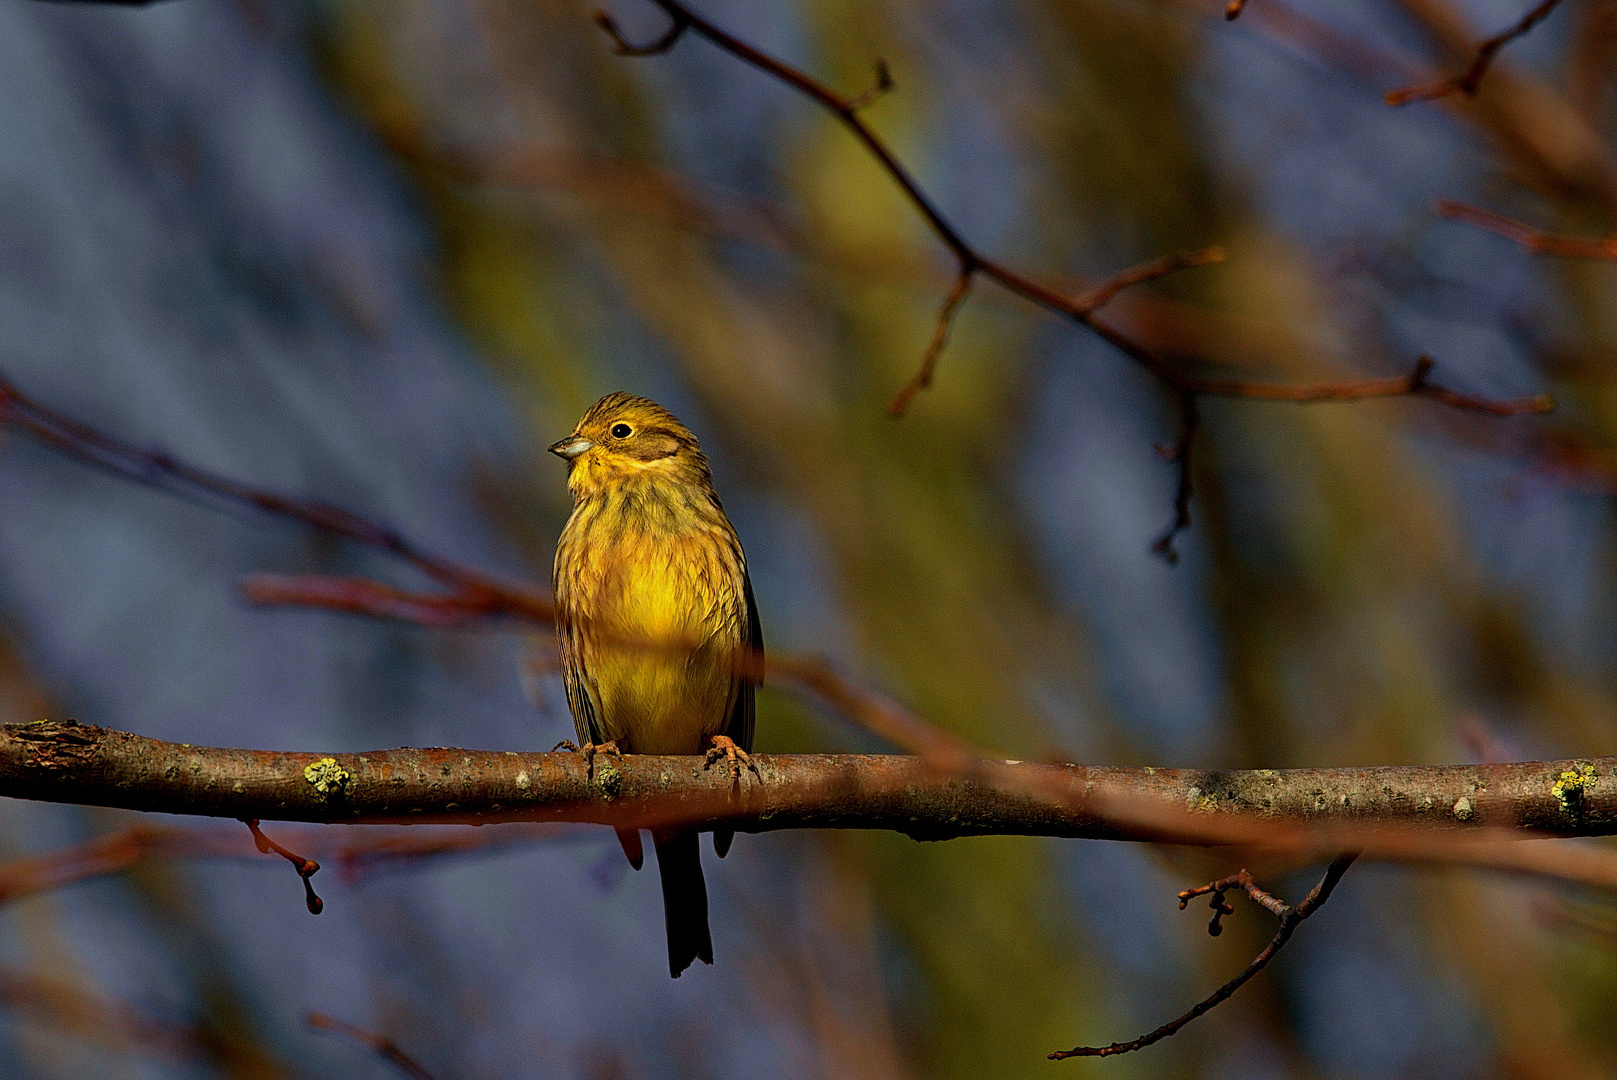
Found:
550,392 -> 761,977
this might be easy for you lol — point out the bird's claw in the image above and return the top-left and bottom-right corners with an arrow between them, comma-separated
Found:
552,739 -> 580,752
704,735 -> 759,783
580,740 -> 623,780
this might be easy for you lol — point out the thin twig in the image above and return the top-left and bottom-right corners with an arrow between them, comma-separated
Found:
1178,867 -> 1291,934
240,573 -> 532,627
1074,246 -> 1226,315
1385,0 -> 1567,105
1189,356 -> 1553,415
890,246 -> 1223,418
847,58 -> 894,112
307,1013 -> 441,1080
888,269 -> 975,417
0,373 -> 553,623
617,0 -> 1536,411
242,819 -> 323,914
0,825 -> 189,904
1049,853 -> 1359,1059
0,823 -> 583,907
593,6 -> 688,55
1152,394 -> 1200,564
1438,199 -> 1617,260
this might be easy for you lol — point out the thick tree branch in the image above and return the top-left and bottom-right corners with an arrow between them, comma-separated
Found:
5,722 -> 1617,879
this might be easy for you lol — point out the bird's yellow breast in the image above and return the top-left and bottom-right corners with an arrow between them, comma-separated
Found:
554,476 -> 748,754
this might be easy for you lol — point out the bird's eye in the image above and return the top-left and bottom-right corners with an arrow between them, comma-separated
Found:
610,423 -> 632,439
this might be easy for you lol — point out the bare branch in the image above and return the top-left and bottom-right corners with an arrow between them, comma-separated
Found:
1438,199 -> 1617,260
1385,0 -> 1567,105
1050,854 -> 1358,1059
6,720 -> 1617,860
308,1013 -> 441,1080
1075,246 -> 1226,315
240,573 -> 535,627
1189,355 -> 1553,415
243,819 -> 323,914
0,373 -> 553,623
593,6 -> 687,56
597,1 -> 1554,548
846,58 -> 895,112
0,822 -> 581,906
888,269 -> 975,417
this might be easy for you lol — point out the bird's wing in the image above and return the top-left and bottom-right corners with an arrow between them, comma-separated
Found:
722,569 -> 762,753
713,567 -> 761,859
559,614 -> 609,747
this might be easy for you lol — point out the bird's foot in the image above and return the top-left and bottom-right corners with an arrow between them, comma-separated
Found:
551,739 -> 624,778
580,740 -> 624,780
704,735 -> 759,783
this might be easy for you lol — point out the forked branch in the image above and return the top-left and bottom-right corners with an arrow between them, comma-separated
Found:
594,0 -> 1553,555
1049,855 -> 1359,1059
1385,0 -> 1567,105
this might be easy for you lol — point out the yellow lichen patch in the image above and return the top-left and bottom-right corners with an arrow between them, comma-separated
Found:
303,757 -> 351,796
594,760 -> 622,799
1553,761 -> 1597,815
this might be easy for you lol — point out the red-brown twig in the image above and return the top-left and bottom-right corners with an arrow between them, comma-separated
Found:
594,0 -> 1552,556
0,373 -> 553,622
307,1013 -> 440,1080
0,969 -> 207,1060
1385,0 -> 1567,105
1178,867 -> 1292,933
1074,246 -> 1227,315
887,269 -> 974,417
1189,355 -> 1551,415
0,825 -> 187,904
1438,199 -> 1617,260
240,573 -> 539,627
1050,853 -> 1359,1059
243,819 -> 323,914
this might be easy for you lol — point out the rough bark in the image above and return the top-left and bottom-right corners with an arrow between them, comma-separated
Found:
3,721 -> 1614,847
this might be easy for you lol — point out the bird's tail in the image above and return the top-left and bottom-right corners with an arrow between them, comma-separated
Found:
652,830 -> 713,978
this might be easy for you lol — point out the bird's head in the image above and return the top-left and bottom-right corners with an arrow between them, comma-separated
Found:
549,392 -> 713,497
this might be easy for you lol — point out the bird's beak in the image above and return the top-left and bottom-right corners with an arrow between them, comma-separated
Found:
549,436 -> 594,460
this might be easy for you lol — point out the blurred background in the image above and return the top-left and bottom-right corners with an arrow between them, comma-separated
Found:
0,0 -> 1614,1076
